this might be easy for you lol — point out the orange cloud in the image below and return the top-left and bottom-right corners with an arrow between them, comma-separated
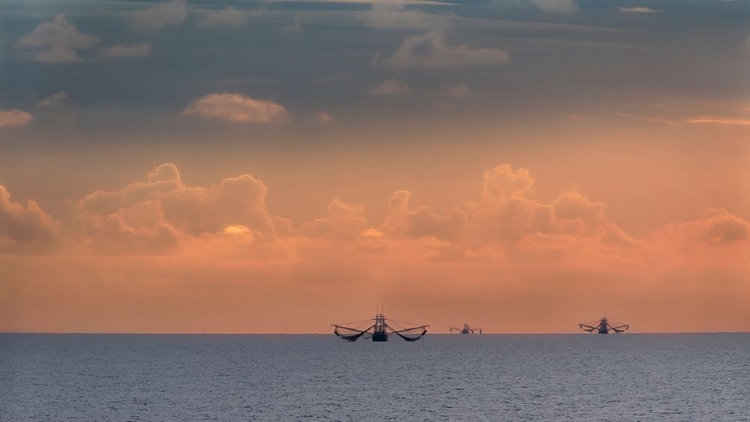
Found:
0,109 -> 33,129
77,163 -> 274,240
0,185 -> 58,250
687,118 -> 750,126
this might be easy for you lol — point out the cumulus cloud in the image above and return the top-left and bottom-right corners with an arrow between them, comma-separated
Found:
375,31 -> 509,70
80,213 -> 180,255
197,7 -> 253,28
0,185 -> 58,247
302,201 -> 369,240
36,92 -> 68,107
618,7 -> 661,13
383,190 -> 467,242
0,109 -> 33,129
181,93 -> 289,124
77,163 -> 275,239
17,14 -> 99,63
369,79 -> 413,96
131,0 -> 187,31
101,43 -> 152,58
481,164 -> 534,202
661,209 -> 750,246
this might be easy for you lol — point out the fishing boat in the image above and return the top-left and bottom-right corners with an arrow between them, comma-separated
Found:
579,317 -> 629,334
332,311 -> 428,342
450,323 -> 482,334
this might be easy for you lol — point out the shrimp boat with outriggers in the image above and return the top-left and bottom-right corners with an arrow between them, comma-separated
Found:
450,323 -> 482,334
332,311 -> 428,342
579,317 -> 629,334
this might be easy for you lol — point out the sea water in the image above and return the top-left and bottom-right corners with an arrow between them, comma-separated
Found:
1,334 -> 748,421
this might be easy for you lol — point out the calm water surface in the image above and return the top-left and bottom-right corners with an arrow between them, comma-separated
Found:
1,334 -> 748,421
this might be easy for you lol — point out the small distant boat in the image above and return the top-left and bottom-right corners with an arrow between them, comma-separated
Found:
450,323 -> 482,334
332,311 -> 428,342
579,317 -> 629,334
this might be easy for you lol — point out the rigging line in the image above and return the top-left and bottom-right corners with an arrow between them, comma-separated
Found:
387,318 -> 424,327
337,319 -> 375,326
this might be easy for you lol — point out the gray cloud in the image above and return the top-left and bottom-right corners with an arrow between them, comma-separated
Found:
530,0 -> 578,14
36,92 -> 68,107
197,7 -> 253,28
618,7 -> 661,13
369,79 -> 413,95
282,16 -> 303,32
102,43 -> 153,58
375,31 -> 509,70
363,1 -> 447,29
18,14 -> 99,63
181,93 -> 289,124
131,0 -> 188,31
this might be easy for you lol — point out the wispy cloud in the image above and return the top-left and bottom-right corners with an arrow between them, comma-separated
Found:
687,118 -> 750,126
197,7 -> 254,28
265,0 -> 455,4
131,0 -> 187,31
618,7 -> 662,13
614,112 -> 677,126
36,92 -> 69,108
437,82 -> 472,99
530,0 -> 578,14
375,31 -> 509,70
0,109 -> 33,129
369,79 -> 413,96
282,16 -> 303,32
363,0 -> 447,29
311,111 -> 335,123
181,93 -> 289,124
18,14 -> 99,63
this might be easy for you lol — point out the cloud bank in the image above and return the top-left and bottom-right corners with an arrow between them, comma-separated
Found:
1,163 -> 748,332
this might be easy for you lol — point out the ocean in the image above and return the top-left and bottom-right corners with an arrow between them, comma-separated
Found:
1,334 -> 748,421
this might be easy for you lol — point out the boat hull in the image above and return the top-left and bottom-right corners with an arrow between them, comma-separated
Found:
372,331 -> 388,342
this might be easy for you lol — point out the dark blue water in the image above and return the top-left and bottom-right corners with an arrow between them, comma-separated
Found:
1,334 -> 748,421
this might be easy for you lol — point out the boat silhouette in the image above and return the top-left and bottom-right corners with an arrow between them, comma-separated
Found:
332,311 -> 428,342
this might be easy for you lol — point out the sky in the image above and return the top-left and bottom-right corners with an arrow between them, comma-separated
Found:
0,0 -> 749,333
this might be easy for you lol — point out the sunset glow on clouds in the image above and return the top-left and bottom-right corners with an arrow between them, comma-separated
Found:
1,0 -> 749,333
1,163 -> 748,333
